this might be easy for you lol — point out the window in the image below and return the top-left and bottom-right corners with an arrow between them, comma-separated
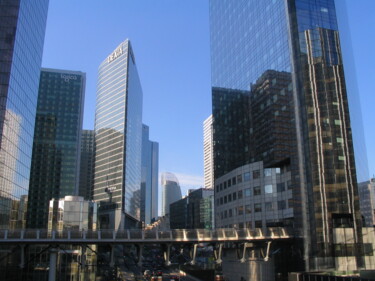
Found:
287,180 -> 292,190
233,192 -> 237,200
224,210 -> 227,218
244,172 -> 251,181
278,200 -> 286,210
254,203 -> 262,212
239,222 -> 244,228
238,190 -> 243,199
228,194 -> 232,202
245,188 -> 251,197
275,168 -> 281,174
232,177 -> 236,185
220,197 -> 223,205
245,204 -> 252,214
253,170 -> 260,179
228,209 -> 233,217
224,181 -> 227,189
255,220 -> 262,228
227,179 -> 231,187
264,168 -> 272,177
288,198 -> 294,208
220,183 -> 223,191
237,206 -> 244,215
277,182 -> 285,192
254,186 -> 261,196
265,202 -> 273,211
237,174 -> 242,183
224,196 -> 227,204
265,184 -> 273,194
216,185 -> 219,192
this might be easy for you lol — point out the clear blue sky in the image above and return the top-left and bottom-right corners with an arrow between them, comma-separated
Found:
42,0 -> 375,199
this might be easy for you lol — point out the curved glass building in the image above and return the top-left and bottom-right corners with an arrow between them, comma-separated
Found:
161,172 -> 182,216
94,40 -> 143,230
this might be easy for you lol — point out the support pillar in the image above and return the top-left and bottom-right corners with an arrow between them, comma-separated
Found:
48,248 -> 58,281
215,243 -> 223,264
163,244 -> 171,266
81,245 -> 86,268
190,244 -> 198,265
19,244 -> 25,268
264,241 -> 272,261
136,244 -> 143,268
240,243 -> 250,263
109,244 -> 115,267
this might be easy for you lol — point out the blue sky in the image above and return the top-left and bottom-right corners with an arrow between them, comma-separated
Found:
42,0 -> 375,199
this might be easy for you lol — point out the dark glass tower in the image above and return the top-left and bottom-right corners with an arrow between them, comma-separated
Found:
79,129 -> 95,200
0,0 -> 49,229
27,68 -> 85,229
210,0 -> 364,271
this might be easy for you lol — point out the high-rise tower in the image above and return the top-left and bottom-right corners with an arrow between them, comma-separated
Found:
210,0 -> 365,271
0,0 -> 49,229
79,129 -> 95,200
27,68 -> 85,229
94,40 -> 143,230
141,124 -> 159,225
161,172 -> 182,216
203,115 -> 214,189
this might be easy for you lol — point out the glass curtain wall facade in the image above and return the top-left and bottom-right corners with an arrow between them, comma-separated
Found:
27,68 -> 85,229
79,129 -> 95,200
141,124 -> 159,225
210,0 -> 363,271
94,40 -> 143,230
0,0 -> 49,229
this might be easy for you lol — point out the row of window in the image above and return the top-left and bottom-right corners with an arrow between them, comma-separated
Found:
216,182 -> 291,206
216,168 -> 286,192
219,200 -> 289,219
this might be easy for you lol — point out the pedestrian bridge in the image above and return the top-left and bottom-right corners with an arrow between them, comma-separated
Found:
0,227 -> 293,245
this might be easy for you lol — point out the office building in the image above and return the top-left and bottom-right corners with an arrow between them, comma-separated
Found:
210,0 -> 364,272
0,0 -> 49,230
203,115 -> 214,189
27,68 -> 85,229
94,39 -> 143,230
161,172 -> 182,216
141,124 -> 159,225
170,188 -> 214,230
358,178 -> 375,227
79,129 -> 95,200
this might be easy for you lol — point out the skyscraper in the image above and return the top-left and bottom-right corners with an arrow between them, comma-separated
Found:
79,129 -> 95,200
141,124 -> 159,225
210,0 -> 364,271
94,39 -> 143,230
203,115 -> 214,189
0,0 -> 49,229
27,68 -> 85,229
161,172 -> 182,216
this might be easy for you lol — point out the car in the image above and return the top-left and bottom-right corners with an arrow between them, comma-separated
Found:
154,269 -> 163,276
170,275 -> 180,280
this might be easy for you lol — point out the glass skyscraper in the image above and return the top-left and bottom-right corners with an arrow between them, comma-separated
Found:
94,39 -> 143,230
79,129 -> 95,200
210,0 -> 365,271
141,124 -> 158,225
27,68 -> 85,229
0,0 -> 49,229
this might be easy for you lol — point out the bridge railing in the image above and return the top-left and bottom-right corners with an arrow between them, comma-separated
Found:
0,227 -> 294,242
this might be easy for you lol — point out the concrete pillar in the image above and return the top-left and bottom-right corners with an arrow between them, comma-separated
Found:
109,244 -> 115,267
137,244 -> 143,267
19,244 -> 25,268
48,248 -> 58,281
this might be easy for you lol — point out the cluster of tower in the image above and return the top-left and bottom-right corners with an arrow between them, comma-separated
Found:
0,2 -> 158,234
